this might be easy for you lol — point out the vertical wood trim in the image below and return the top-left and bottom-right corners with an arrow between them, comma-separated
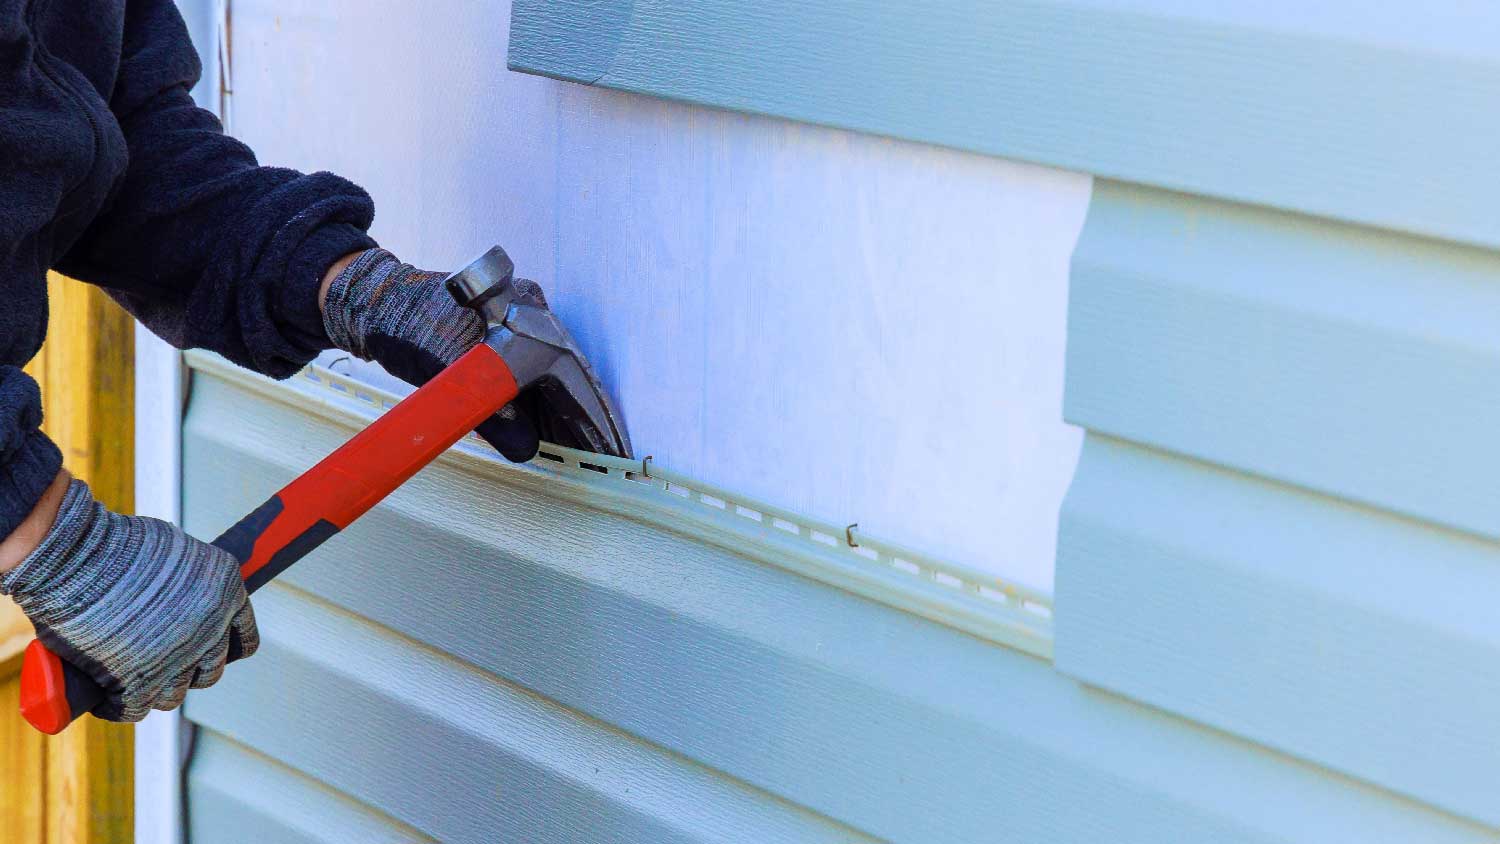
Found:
33,275 -> 136,511
0,592 -> 45,841
0,677 -> 47,840
0,275 -> 137,844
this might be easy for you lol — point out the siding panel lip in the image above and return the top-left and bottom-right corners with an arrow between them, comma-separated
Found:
183,350 -> 1052,659
1061,434 -> 1500,644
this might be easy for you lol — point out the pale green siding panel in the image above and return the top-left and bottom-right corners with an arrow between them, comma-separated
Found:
180,360 -> 1491,843
509,0 -> 1500,248
187,586 -> 865,844
188,731 -> 432,844
1055,434 -> 1500,829
1059,180 -> 1500,827
1066,181 -> 1500,541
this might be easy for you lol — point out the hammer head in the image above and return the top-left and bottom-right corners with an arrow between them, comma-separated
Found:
445,246 -> 632,459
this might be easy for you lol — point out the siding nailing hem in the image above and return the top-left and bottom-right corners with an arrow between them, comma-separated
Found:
184,350 -> 1054,659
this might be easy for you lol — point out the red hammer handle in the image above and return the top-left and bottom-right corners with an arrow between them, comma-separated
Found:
19,343 -> 520,734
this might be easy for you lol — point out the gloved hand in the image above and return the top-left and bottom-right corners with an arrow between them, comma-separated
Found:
321,249 -> 546,462
0,477 -> 257,722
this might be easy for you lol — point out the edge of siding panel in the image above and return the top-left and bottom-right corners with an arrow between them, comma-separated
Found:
182,349 -> 1053,659
508,0 -> 1500,250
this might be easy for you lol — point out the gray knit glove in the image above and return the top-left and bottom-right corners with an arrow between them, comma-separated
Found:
322,248 -> 546,461
0,479 -> 257,722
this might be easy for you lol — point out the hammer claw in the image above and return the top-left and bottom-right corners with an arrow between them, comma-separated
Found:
449,246 -> 632,460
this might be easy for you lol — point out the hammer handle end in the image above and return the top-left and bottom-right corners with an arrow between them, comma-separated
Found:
19,344 -> 521,734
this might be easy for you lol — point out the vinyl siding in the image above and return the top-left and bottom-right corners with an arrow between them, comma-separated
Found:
1064,183 -> 1500,539
188,731 -> 434,844
1054,182 -> 1500,829
179,356 -> 1490,842
1057,432 -> 1500,827
509,0 -> 1500,829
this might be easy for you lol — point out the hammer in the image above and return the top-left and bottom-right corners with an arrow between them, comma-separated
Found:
19,246 -> 632,734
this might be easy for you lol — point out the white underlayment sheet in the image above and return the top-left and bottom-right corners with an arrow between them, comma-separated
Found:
237,0 -> 1091,590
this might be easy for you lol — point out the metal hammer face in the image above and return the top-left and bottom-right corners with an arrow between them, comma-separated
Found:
445,246 -> 633,459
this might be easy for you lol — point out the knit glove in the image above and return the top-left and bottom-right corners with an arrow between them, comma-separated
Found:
0,479 -> 257,722
321,249 -> 545,462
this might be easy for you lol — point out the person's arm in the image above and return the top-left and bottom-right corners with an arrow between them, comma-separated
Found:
0,1 -> 346,721
0,242 -> 360,571
62,0 -> 553,456
59,1 -> 543,452
1,0 -> 566,724
0,473 -> 257,722
55,0 -> 375,377
0,470 -> 68,572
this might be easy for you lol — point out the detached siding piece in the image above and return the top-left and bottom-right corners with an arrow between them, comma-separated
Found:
179,357 -> 1491,842
510,0 -> 1500,248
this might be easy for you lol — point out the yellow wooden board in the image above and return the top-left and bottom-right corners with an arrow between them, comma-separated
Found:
0,274 -> 135,843
0,673 -> 47,841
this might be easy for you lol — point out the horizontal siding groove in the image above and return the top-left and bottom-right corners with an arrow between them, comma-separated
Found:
1055,433 -> 1500,828
1059,179 -> 1500,827
188,729 -> 434,843
188,584 -> 870,843
1065,180 -> 1500,541
509,0 -> 1500,249
182,349 -> 1052,658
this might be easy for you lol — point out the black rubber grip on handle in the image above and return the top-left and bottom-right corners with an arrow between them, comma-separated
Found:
23,343 -> 523,733
211,495 -> 340,594
19,638 -> 108,733
60,657 -> 105,721
213,495 -> 284,566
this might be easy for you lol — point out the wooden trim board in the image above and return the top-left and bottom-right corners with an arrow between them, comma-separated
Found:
0,275 -> 135,844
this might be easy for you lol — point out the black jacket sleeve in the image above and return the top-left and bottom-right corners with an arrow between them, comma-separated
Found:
56,0 -> 377,377
0,369 -> 63,542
